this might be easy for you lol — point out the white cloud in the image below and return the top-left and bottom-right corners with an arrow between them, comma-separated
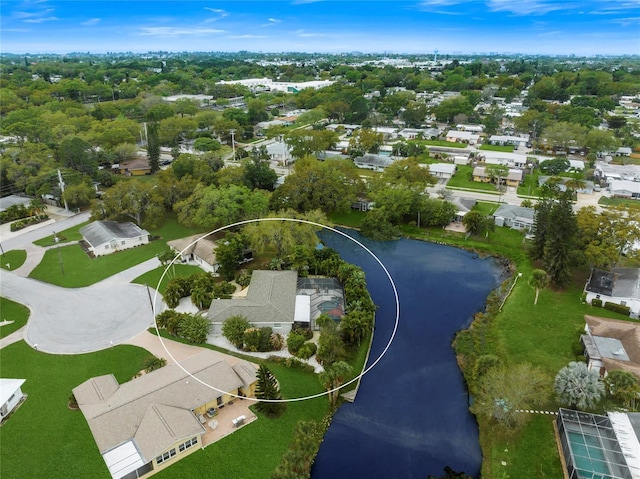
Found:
81,18 -> 101,26
230,34 -> 269,39
295,29 -> 328,38
14,6 -> 58,23
261,17 -> 282,27
202,7 -> 228,23
487,0 -> 570,15
139,27 -> 224,36
291,0 -> 324,5
23,16 -> 58,23
268,18 -> 281,23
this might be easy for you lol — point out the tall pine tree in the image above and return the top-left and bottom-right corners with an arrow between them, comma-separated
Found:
255,364 -> 286,417
541,191 -> 577,285
147,121 -> 160,173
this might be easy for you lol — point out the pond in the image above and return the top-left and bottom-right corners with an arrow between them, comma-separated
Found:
312,230 -> 503,479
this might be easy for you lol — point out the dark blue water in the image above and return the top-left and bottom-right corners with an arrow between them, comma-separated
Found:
312,230 -> 502,479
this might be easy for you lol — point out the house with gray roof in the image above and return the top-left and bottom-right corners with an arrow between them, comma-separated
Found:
73,351 -> 257,479
208,270 -> 301,335
353,154 -> 395,171
80,220 -> 149,257
492,204 -> 535,232
585,268 -> 640,318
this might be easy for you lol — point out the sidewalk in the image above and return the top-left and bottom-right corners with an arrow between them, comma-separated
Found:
0,326 -> 25,350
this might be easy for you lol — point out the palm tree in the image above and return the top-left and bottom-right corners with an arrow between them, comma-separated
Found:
528,269 -> 549,305
565,174 -> 587,194
319,361 -> 353,408
554,361 -> 604,410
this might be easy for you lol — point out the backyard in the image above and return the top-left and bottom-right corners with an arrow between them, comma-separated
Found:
445,164 -> 500,193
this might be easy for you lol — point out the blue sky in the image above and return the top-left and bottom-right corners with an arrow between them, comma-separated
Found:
1,0 -> 639,56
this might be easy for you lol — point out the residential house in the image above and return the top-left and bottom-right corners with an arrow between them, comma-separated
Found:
595,162 -> 640,184
167,234 -> 219,274
584,268 -> 640,318
397,128 -> 440,140
80,220 -> 150,257
581,315 -> 640,381
556,408 -> 640,479
492,204 -> 535,232
445,130 -> 480,145
538,176 -> 595,194
486,134 -> 529,149
265,141 -> 293,165
617,147 -> 633,157
73,351 -> 258,479
0,195 -> 32,213
0,378 -> 26,421
118,158 -> 151,176
449,197 -> 477,223
455,124 -> 484,133
609,179 -> 640,199
427,163 -> 456,180
372,126 -> 399,140
354,154 -> 395,171
208,270 -> 300,335
472,166 -> 523,187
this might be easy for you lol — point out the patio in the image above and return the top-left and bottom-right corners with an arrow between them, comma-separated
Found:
200,398 -> 258,447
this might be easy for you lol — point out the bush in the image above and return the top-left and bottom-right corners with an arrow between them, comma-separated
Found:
213,281 -> 236,298
591,298 -> 603,308
10,215 -> 49,231
243,327 -> 273,352
604,301 -> 630,316
0,204 -> 29,223
292,324 -> 314,341
297,342 -> 317,360
287,332 -> 306,354
236,269 -> 252,288
270,333 -> 285,351
222,315 -> 250,348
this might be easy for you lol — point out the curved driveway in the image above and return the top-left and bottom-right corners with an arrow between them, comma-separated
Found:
0,270 -> 162,354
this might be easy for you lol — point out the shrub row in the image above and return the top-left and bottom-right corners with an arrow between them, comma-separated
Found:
267,355 -> 316,373
10,215 -> 49,231
590,298 -> 630,316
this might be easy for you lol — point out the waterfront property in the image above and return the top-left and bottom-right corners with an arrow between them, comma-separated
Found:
73,351 -> 258,479
80,220 -> 150,257
556,408 -> 640,479
0,378 -> 26,422
584,268 -> 640,318
581,315 -> 640,381
492,204 -> 536,232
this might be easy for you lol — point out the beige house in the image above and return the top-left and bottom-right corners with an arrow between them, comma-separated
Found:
472,166 -> 523,187
74,351 -> 258,479
581,315 -> 640,381
167,234 -> 219,274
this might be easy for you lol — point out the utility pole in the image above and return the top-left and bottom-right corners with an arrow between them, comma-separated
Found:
57,169 -> 69,211
230,129 -> 236,161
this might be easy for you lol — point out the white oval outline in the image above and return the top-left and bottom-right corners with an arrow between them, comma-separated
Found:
152,218 -> 400,403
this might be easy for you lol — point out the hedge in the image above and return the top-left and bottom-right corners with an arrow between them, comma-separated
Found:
604,301 -> 630,316
591,298 -> 603,308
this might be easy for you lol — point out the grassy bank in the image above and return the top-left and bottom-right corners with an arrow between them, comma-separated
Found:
0,249 -> 27,271
0,297 -> 30,338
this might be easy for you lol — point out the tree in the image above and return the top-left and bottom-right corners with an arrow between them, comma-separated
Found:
318,361 -> 353,408
470,363 -> 549,430
543,191 -> 577,286
62,182 -> 95,209
221,315 -> 250,348
215,233 -> 250,281
284,129 -> 338,159
179,313 -> 210,344
58,137 -> 94,173
376,157 -> 435,189
584,129 -> 618,155
173,97 -> 198,117
604,370 -> 640,410
174,184 -> 270,230
485,164 -> 509,202
541,121 -> 587,152
243,155 -> 278,191
146,121 -> 160,173
243,209 -> 327,258
270,156 -> 363,214
539,158 -> 570,175
255,364 -> 286,417
528,269 -> 549,305
347,128 -> 384,156
431,96 -> 474,123
554,361 -> 604,410
316,314 -> 346,367
463,210 -> 490,236
92,180 -> 165,229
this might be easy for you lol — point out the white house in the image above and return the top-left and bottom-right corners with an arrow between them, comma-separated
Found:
0,378 -> 26,421
584,268 -> 640,318
80,221 -> 150,257
445,130 -> 480,145
487,135 -> 530,149
167,234 -> 220,274
609,179 -> 640,199
492,204 -> 535,232
354,154 -> 395,171
427,163 -> 456,179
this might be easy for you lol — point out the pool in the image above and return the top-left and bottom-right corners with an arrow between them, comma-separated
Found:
318,300 -> 344,319
568,431 -> 612,478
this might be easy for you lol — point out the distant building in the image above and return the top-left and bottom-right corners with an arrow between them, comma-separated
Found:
427,163 -> 456,179
445,130 -> 480,145
118,158 -> 151,176
353,154 -> 395,171
492,204 -> 535,232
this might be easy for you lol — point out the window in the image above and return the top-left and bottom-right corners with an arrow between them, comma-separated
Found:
156,449 -> 176,465
620,301 -> 627,306
178,437 -> 198,452
273,323 -> 282,329
121,240 -> 126,245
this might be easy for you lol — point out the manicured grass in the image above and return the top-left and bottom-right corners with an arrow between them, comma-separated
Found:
132,264 -> 210,294
479,144 -> 514,153
598,196 -> 640,207
0,342 -> 150,479
328,210 -> 367,228
446,165 -> 500,192
474,201 -> 501,216
610,156 -> 640,165
421,139 -> 467,148
0,249 -> 27,271
33,222 -> 88,247
28,217 -> 204,287
517,169 -> 542,197
0,297 -> 30,338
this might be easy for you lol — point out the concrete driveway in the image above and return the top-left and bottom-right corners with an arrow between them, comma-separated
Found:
0,271 -> 162,354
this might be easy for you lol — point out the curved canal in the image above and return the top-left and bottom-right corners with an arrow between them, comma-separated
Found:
312,230 -> 502,479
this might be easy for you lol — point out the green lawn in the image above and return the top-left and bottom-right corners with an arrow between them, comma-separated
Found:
0,342 -> 150,479
328,210 -> 367,228
28,217 -> 203,287
421,139 -> 467,148
479,144 -> 514,153
0,249 -> 27,271
598,196 -> 640,207
0,297 -> 30,338
447,165 -> 500,192
33,222 -> 88,247
132,264 -> 211,294
517,170 -> 542,197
